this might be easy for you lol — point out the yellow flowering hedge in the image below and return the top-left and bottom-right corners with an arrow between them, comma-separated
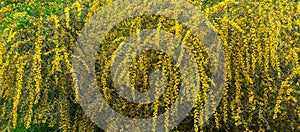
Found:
0,0 -> 299,131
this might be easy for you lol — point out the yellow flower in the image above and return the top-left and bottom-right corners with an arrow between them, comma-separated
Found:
64,7 -> 71,29
72,1 -> 82,19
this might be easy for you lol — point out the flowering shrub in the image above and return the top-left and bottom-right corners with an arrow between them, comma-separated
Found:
0,0 -> 299,131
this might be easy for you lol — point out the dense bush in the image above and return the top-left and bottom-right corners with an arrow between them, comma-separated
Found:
0,0 -> 299,131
